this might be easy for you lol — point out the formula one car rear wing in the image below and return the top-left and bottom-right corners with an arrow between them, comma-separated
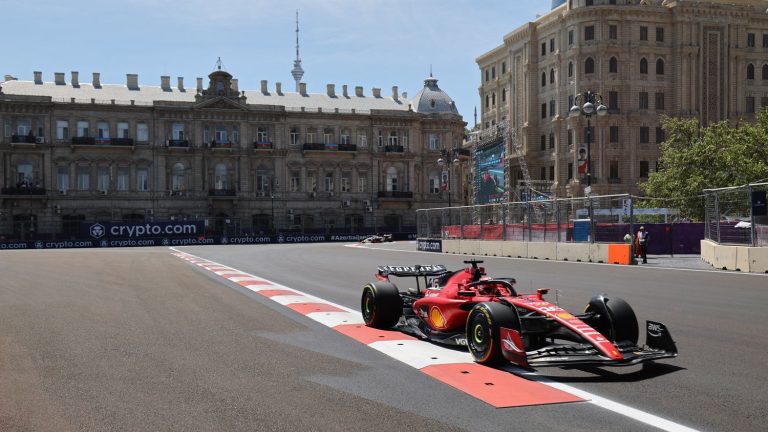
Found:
376,265 -> 448,277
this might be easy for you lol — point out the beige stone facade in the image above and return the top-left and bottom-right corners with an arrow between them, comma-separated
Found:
477,0 -> 768,198
0,69 -> 465,239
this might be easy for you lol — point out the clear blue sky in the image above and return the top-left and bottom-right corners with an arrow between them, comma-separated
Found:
3,0 -> 552,125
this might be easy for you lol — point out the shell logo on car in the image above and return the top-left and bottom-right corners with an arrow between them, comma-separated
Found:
430,306 -> 446,329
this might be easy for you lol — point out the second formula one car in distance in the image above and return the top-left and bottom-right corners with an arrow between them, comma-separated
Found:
361,260 -> 677,368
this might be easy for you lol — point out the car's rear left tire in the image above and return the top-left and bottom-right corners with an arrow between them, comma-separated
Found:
466,302 -> 518,365
361,282 -> 403,328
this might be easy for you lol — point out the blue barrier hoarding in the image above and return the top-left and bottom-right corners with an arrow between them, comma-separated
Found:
80,221 -> 205,240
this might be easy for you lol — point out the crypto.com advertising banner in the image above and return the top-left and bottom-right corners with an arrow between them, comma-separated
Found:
475,140 -> 505,204
81,221 -> 204,239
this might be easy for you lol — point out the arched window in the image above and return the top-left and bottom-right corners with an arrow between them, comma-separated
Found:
747,63 -> 755,80
492,92 -> 496,106
502,87 -> 506,102
172,162 -> 185,192
609,57 -> 618,74
763,64 -> 768,80
485,94 -> 489,108
214,163 -> 228,190
386,167 -> 398,192
541,72 -> 546,87
656,58 -> 665,75
568,61 -> 573,78
550,68 -> 555,84
585,57 -> 595,74
640,58 -> 648,74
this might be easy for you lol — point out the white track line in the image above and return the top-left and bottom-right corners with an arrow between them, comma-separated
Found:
170,247 -> 702,432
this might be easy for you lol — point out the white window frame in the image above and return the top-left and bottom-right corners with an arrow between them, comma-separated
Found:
172,123 -> 185,140
16,118 -> 31,136
341,176 -> 350,192
359,134 -> 367,147
97,167 -> 110,192
57,166 -> 69,192
429,133 -> 439,150
116,167 -> 129,191
358,175 -> 367,193
324,173 -> 334,192
77,121 -> 89,137
388,131 -> 398,146
77,166 -> 90,190
96,121 -> 110,140
136,122 -> 149,142
290,129 -> 299,145
214,125 -> 227,143
214,163 -> 228,190
172,163 -> 185,192
56,120 -> 69,140
136,168 -> 149,192
257,127 -> 269,143
290,175 -> 300,192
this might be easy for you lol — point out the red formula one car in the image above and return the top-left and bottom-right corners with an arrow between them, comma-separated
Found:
361,260 -> 677,367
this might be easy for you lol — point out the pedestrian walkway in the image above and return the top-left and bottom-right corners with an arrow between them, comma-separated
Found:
636,254 -> 719,271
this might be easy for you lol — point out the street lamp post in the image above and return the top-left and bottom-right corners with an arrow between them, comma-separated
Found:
437,150 -> 461,207
569,91 -> 608,189
270,191 -> 275,235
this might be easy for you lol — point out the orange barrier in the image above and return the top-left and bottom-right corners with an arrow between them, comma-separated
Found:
607,243 -> 632,265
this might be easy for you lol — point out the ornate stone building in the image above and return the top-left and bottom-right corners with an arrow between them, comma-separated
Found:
477,0 -> 768,198
0,68 -> 465,239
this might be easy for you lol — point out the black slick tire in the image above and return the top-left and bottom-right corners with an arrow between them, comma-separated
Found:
466,302 -> 518,365
361,282 -> 403,328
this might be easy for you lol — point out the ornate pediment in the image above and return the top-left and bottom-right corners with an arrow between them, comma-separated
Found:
195,96 -> 249,111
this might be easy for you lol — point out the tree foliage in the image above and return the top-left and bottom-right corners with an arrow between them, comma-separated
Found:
639,110 -> 768,220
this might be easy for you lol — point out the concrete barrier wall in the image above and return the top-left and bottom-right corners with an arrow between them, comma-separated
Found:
700,240 -> 768,273
556,242 -> 592,262
502,241 -> 528,258
590,243 -> 611,263
443,239 -> 461,254
527,242 -> 558,260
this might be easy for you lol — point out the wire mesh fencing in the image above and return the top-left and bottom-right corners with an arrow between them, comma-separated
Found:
704,182 -> 768,246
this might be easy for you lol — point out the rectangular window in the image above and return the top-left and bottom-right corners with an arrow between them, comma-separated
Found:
377,131 -> 383,146
203,126 -> 210,144
255,175 -> 268,193
324,132 -> 333,145
388,132 -> 398,146
57,166 -> 69,192
16,118 -> 31,136
549,132 -> 555,149
77,166 -> 90,191
550,38 -> 555,52
549,100 -> 555,117
747,33 -> 755,48
501,62 -> 506,74
639,161 -> 649,178
640,127 -> 650,144
3,118 -> 10,137
491,67 -> 495,79
610,160 -> 619,179
540,167 -> 546,180
609,91 -> 619,110
307,132 -> 315,143
340,133 -> 350,145
136,168 -> 149,192
655,92 -> 665,110
656,127 -> 665,144
656,27 -> 664,42
56,120 -> 69,140
568,30 -> 574,45
215,126 -> 227,143
137,122 -> 149,142
609,25 -> 617,40
358,175 -> 367,193
610,126 -> 619,143
640,26 -> 648,41
429,133 -> 439,150
402,131 -> 408,149
117,167 -> 129,191
585,25 -> 595,41
540,135 -> 546,151
541,42 -> 546,56
324,174 -> 334,193
341,176 -> 350,193
549,165 -> 555,181
639,92 -> 649,109
97,167 -> 110,192
746,96 -> 755,113
762,96 -> 768,108
567,128 -> 573,149
763,34 -> 768,48
307,173 -> 317,192
568,95 -> 574,110
541,103 -> 547,119
117,122 -> 129,139
290,174 -> 300,192
172,123 -> 185,140
97,121 -> 109,140
568,163 -> 573,180
257,126 -> 269,143
358,133 -> 367,147
77,121 -> 89,137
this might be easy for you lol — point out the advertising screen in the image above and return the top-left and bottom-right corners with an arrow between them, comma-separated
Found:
475,140 -> 505,204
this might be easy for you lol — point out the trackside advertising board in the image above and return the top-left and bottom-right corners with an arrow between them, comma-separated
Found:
80,221 -> 205,240
475,139 -> 505,204
417,239 -> 442,252
0,231 -> 417,250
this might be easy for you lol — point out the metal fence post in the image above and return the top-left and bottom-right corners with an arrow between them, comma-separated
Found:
715,193 -> 721,244
556,199 -> 561,243
588,196 -> 595,244
749,184 -> 756,247
479,206 -> 484,240
502,203 -> 508,241
527,202 -> 533,241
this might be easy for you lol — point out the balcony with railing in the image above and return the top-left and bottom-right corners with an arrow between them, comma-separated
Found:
210,141 -> 234,149
11,134 -> 38,144
1,184 -> 46,196
254,141 -> 273,150
384,145 -> 404,153
168,139 -> 190,148
302,143 -> 326,151
72,136 -> 96,145
208,188 -> 237,197
110,138 -> 134,146
338,144 -> 357,152
377,191 -> 413,199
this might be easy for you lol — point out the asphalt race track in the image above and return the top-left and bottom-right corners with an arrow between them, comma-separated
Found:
1,242 -> 766,431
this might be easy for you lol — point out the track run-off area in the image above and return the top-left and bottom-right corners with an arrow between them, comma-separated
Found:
1,242 -> 766,431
